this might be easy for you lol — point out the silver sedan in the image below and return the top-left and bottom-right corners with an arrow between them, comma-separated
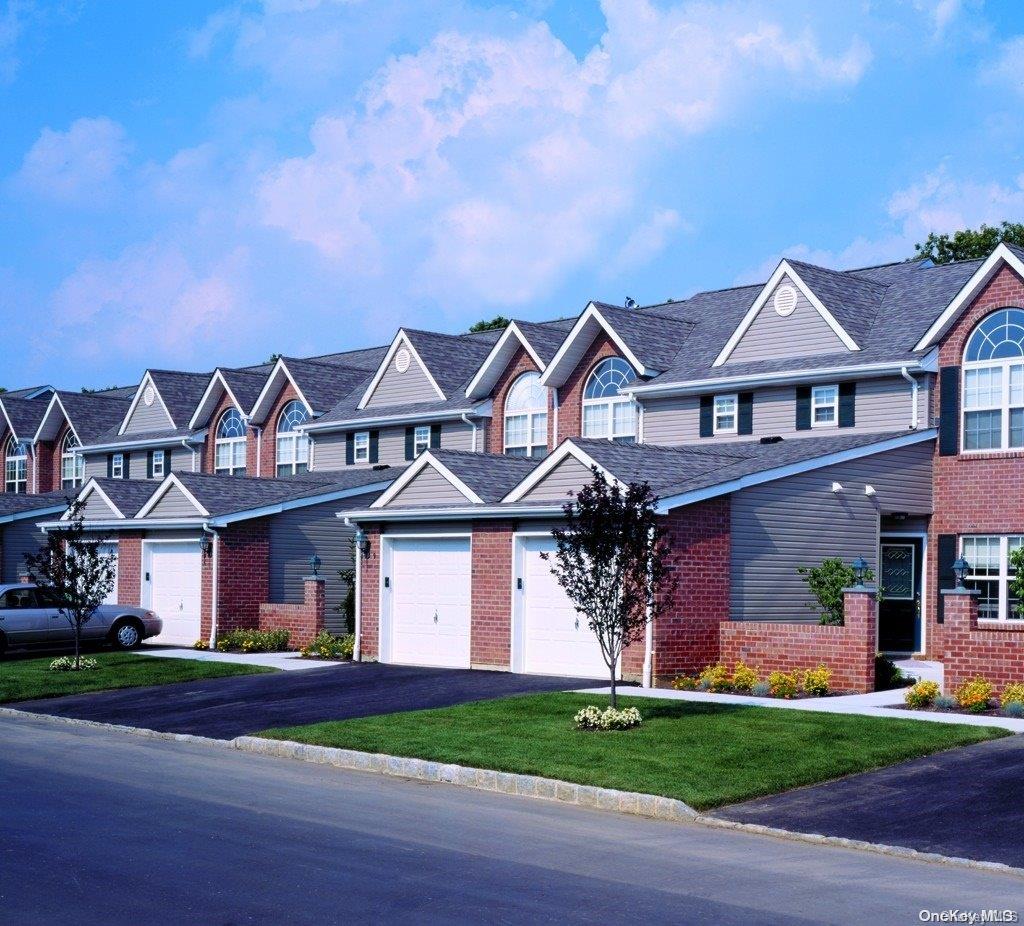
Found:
0,583 -> 163,655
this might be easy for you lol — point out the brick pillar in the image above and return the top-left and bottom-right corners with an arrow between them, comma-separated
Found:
942,587 -> 980,632
470,521 -> 513,670
304,576 -> 326,636
358,527 -> 381,660
842,585 -> 878,692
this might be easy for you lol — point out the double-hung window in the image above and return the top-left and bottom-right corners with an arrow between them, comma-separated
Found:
151,449 -> 166,479
61,432 -> 84,490
413,425 -> 431,457
4,437 -> 27,493
111,453 -> 124,479
962,535 -> 1024,621
962,309 -> 1024,452
581,358 -> 637,444
811,384 -> 839,427
354,431 -> 370,464
713,394 -> 738,435
276,401 -> 310,476
503,373 -> 548,457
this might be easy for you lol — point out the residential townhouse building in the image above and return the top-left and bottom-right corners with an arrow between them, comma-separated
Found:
4,244 -> 1023,694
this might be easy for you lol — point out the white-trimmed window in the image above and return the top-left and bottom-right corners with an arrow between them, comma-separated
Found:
962,535 -> 1024,621
151,449 -> 166,479
215,409 -> 247,476
504,372 -> 548,457
413,425 -> 431,457
111,453 -> 124,479
582,357 -> 637,444
962,308 -> 1024,452
4,436 -> 27,494
61,431 -> 84,490
354,431 -> 370,464
276,400 -> 310,476
811,384 -> 839,428
713,394 -> 738,435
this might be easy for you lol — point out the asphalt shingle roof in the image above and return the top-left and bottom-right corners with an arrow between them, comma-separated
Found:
88,479 -> 163,518
513,318 -> 577,366
402,329 -> 503,397
55,391 -> 134,446
1,396 -> 50,441
425,449 -> 541,503
0,491 -> 69,519
219,368 -> 273,415
589,303 -> 696,372
147,371 -> 214,429
280,358 -> 374,414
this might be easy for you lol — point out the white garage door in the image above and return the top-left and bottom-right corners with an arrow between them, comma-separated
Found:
386,537 -> 471,668
143,541 -> 202,646
516,536 -> 608,678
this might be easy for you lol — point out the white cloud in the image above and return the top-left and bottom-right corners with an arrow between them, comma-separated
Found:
983,34 -> 1024,97
603,208 -> 686,279
10,117 -> 131,205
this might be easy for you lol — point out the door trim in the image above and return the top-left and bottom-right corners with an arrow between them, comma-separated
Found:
140,538 -> 203,611
878,531 -> 928,654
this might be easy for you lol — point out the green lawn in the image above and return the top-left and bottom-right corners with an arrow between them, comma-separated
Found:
259,693 -> 1008,810
0,653 -> 275,703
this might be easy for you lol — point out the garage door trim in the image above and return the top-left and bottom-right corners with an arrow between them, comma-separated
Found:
141,538 -> 203,646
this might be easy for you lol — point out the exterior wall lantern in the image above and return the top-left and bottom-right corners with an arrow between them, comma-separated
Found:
952,557 -> 969,590
851,556 -> 869,587
199,534 -> 212,557
353,527 -> 371,559
308,554 -> 322,577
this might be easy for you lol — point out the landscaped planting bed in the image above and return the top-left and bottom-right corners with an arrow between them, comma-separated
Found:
894,678 -> 1024,719
257,692 -> 1007,810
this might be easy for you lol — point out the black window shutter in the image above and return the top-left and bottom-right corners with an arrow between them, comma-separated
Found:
795,386 -> 812,431
345,433 -> 355,466
838,382 -> 856,428
122,453 -> 130,479
936,533 -> 957,624
146,451 -> 154,479
430,424 -> 441,449
404,427 -> 414,461
939,366 -> 960,456
738,392 -> 754,435
106,455 -> 114,478
369,430 -> 380,464
699,395 -> 713,438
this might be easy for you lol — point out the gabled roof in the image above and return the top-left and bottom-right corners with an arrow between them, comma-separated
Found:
34,391 -> 133,445
465,318 -> 576,400
189,367 -> 271,430
0,491 -> 69,522
248,356 -> 372,424
117,370 -> 210,436
3,385 -> 54,400
70,478 -> 156,520
0,395 -> 49,442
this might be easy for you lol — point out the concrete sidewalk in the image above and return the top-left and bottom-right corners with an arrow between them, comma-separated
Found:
138,645 -> 347,671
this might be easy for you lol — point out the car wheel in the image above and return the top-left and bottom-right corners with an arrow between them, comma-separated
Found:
110,619 -> 143,650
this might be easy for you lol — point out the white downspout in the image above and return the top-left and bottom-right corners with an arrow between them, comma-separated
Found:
254,426 -> 263,477
900,366 -> 919,430
204,524 -> 219,649
345,517 -> 362,662
181,438 -> 196,472
30,442 -> 38,494
461,414 -> 478,453
642,526 -> 654,689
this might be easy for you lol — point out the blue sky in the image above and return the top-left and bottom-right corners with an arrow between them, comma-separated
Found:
2,0 -> 1023,391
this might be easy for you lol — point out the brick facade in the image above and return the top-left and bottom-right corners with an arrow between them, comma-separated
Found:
203,390 -> 251,476
470,521 -> 513,668
720,589 -> 878,693
258,577 -> 326,648
926,263 -> 1024,657
209,519 -> 270,637
486,346 -> 554,455
940,589 -> 1024,694
117,532 -> 143,606
257,381 -> 301,478
34,441 -> 54,493
555,333 -> 622,443
357,526 -> 382,659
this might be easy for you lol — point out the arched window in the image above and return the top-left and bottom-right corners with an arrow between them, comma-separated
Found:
276,400 -> 310,476
582,357 -> 637,443
504,372 -> 548,457
60,431 -> 84,491
962,308 -> 1024,451
215,408 -> 247,476
4,436 -> 28,494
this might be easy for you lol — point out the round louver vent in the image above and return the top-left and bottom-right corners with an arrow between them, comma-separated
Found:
395,347 -> 411,373
774,284 -> 798,317
143,384 -> 156,406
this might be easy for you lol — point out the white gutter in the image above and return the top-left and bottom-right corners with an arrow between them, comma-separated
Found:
204,523 -> 220,649
338,504 -> 564,523
642,526 -> 654,689
30,443 -> 38,494
207,480 -> 395,528
302,408 -> 478,433
3,505 -> 67,526
461,413 -> 479,452
39,518 -> 208,531
79,434 -> 206,453
900,366 -> 920,430
181,437 -> 197,472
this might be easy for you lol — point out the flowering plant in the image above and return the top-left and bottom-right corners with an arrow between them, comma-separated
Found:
49,656 -> 99,672
731,662 -> 759,693
768,671 -> 798,699
802,665 -> 833,697
904,680 -> 939,709
954,677 -> 993,713
999,682 -> 1024,708
573,705 -> 642,731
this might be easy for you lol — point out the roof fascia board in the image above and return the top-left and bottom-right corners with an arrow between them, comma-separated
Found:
913,244 -> 1024,351
118,372 -> 175,435
501,440 -> 621,504
188,370 -> 245,430
341,504 -> 565,522
31,393 -> 82,446
372,451 -> 482,508
464,323 -> 545,400
302,407 -> 479,433
79,433 -> 206,453
136,473 -> 211,519
248,359 -> 315,424
357,330 -> 446,410
713,261 -> 860,367
41,518 -> 207,531
538,304 -> 647,389
0,504 -> 67,525
0,399 -> 19,443
655,429 -> 937,513
62,479 -> 125,520
206,480 -> 395,526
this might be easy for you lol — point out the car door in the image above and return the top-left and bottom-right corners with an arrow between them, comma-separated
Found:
0,588 -> 51,646
33,588 -> 107,642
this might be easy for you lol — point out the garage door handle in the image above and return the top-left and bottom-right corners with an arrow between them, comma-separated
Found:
516,578 -> 523,590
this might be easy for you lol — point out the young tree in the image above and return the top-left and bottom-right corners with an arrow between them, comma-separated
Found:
913,221 -> 1024,264
467,315 -> 511,333
23,500 -> 117,670
797,558 -> 876,625
543,468 -> 670,707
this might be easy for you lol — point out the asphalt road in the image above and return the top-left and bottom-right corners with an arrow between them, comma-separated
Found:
13,661 -> 601,739
2,714 -> 1020,925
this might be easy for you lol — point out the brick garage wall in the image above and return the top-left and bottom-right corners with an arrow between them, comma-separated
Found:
555,334 -> 622,443
927,263 -> 1024,657
208,519 -> 270,638
257,382 -> 301,478
487,347 -> 554,455
357,526 -> 382,659
117,532 -> 143,606
941,591 -> 1024,693
259,578 -> 326,649
720,591 -> 878,693
470,521 -> 513,668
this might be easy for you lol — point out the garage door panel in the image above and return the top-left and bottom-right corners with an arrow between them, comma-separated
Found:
388,538 -> 471,668
144,541 -> 202,646
518,536 -> 608,678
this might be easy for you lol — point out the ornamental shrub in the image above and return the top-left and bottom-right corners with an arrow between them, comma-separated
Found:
999,682 -> 1024,708
797,557 -> 875,625
768,671 -> 798,699
301,631 -> 354,660
934,695 -> 957,711
49,656 -> 99,672
802,665 -> 832,697
875,654 -> 905,691
751,680 -> 772,698
216,628 -> 291,653
1004,702 -> 1024,719
573,705 -> 642,731
193,639 -> 208,650
698,663 -> 732,692
671,675 -> 697,691
731,662 -> 759,693
904,680 -> 940,709
954,677 -> 994,713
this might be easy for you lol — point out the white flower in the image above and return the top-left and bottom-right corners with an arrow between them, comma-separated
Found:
574,704 -> 642,731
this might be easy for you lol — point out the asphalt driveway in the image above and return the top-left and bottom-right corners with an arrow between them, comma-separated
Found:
12,661 -> 600,740
714,733 -> 1024,868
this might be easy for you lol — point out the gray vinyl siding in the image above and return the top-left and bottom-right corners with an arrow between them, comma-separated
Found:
312,421 -> 480,470
519,455 -> 592,502
84,447 -> 196,479
1,520 -> 47,583
642,374 -> 932,446
729,441 -> 933,623
364,354 -> 440,408
267,494 -> 378,634
387,466 -> 469,506
82,491 -> 119,520
147,486 -> 201,518
123,393 -> 174,433
84,454 -> 107,479
727,276 -> 849,364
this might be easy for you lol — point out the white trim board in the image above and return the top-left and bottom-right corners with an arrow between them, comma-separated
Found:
64,479 -> 126,520
32,393 -> 83,446
465,322 -> 546,400
118,372 -> 175,435
372,451 -> 483,508
188,369 -> 249,430
136,473 -> 211,519
208,480 -> 394,527
0,504 -> 67,526
357,331 -> 446,409
501,441 -> 624,504
248,358 -> 316,425
538,304 -> 649,388
713,261 -> 861,367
